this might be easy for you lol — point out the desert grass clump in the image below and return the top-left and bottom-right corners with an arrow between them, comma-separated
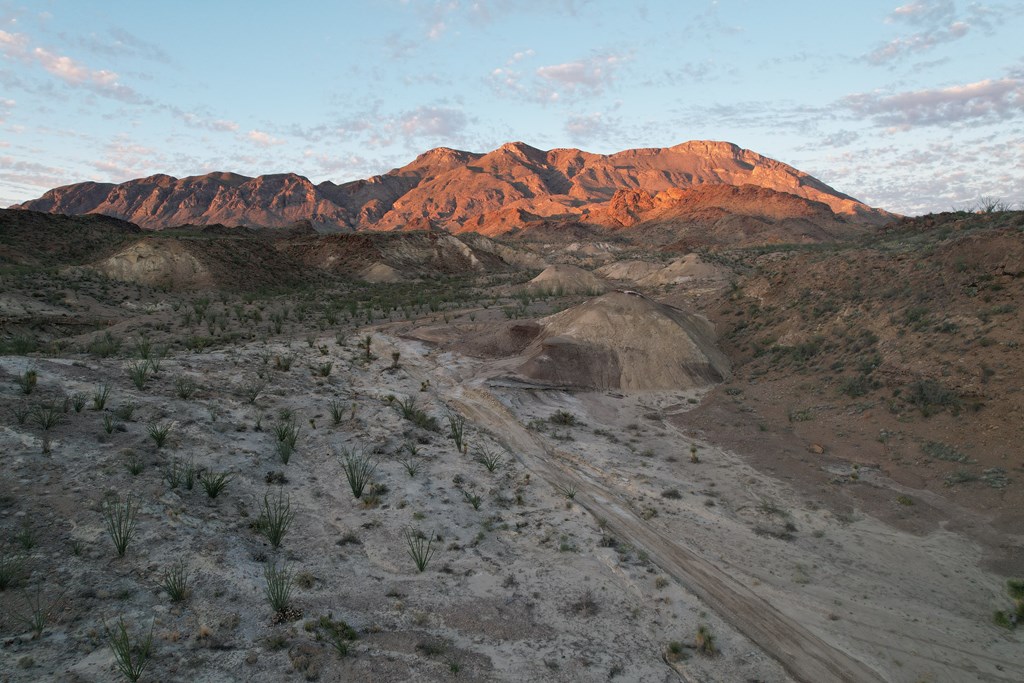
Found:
14,521 -> 37,550
258,490 -> 296,549
17,369 -> 38,395
174,375 -> 198,399
71,392 -> 87,412
549,409 -> 577,426
398,453 -> 422,477
477,447 -> 502,473
315,362 -> 333,377
92,382 -> 111,410
147,421 -> 174,448
695,624 -> 717,656
553,482 -> 578,500
242,376 -> 267,404
102,414 -> 118,434
124,450 -> 144,476
273,418 -> 300,464
200,470 -> 232,498
340,449 -> 377,499
106,616 -> 154,682
115,403 -> 137,421
314,614 -> 358,658
102,493 -> 139,558
29,399 -> 61,430
11,402 -> 31,425
462,489 -> 482,511
126,360 -> 151,390
163,458 -> 184,489
446,411 -> 466,452
329,399 -> 344,425
0,553 -> 27,590
14,585 -> 63,639
264,562 -> 295,615
398,397 -> 439,432
162,559 -> 191,602
404,528 -> 436,572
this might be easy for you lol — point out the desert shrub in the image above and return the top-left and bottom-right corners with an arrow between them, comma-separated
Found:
404,528 -> 436,572
340,450 -> 377,499
162,560 -> 191,602
147,421 -> 173,448
264,562 -> 294,614
106,616 -> 153,682
549,410 -> 577,426
906,379 -> 961,417
102,494 -> 139,558
258,490 -> 296,549
200,470 -> 232,498
17,369 -> 37,395
174,375 -> 198,399
398,397 -> 440,432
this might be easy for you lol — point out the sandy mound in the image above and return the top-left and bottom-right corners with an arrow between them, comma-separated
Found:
359,261 -> 403,283
525,264 -> 607,295
595,259 -> 663,282
92,239 -> 212,288
637,253 -> 724,287
517,291 -> 729,390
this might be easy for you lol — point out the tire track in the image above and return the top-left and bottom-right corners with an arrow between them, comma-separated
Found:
447,383 -> 885,683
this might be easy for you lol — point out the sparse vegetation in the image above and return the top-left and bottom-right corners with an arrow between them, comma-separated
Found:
106,616 -> 154,682
340,449 -> 377,499
258,489 -> 296,549
404,528 -> 436,572
102,493 -> 139,558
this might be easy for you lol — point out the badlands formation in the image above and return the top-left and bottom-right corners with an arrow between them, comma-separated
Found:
0,143 -> 1022,682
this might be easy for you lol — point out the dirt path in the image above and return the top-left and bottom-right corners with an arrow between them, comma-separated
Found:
423,373 -> 885,683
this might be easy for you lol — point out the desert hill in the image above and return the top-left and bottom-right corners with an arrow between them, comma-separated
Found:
517,291 -> 730,390
10,141 -> 893,235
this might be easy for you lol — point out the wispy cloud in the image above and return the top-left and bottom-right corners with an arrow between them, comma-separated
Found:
864,0 -> 1019,65
865,20 -> 968,64
841,77 -> 1024,128
70,27 -> 172,64
488,50 -> 628,102
0,29 -> 145,102
397,105 -> 468,138
0,97 -> 13,122
564,112 -> 620,144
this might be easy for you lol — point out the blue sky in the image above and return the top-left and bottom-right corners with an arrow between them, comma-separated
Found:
1,0 -> 1022,214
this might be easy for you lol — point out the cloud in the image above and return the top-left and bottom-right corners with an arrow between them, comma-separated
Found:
536,53 -> 626,93
246,130 -> 285,147
488,50 -> 628,102
397,106 -> 468,138
169,108 -> 239,133
87,27 -> 172,64
564,112 -> 620,144
865,20 -> 969,64
0,97 -> 13,122
865,0 -> 1020,65
0,29 -> 144,102
841,77 -> 1024,128
886,1 -> 955,25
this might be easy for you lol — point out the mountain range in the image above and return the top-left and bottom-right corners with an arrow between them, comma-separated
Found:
10,140 -> 893,234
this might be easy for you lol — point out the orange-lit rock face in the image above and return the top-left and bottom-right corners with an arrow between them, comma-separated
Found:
12,140 -> 893,232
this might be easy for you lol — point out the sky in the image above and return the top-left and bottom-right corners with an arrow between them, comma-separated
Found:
1,0 -> 1022,214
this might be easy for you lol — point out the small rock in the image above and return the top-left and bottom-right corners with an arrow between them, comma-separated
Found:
809,443 -> 825,454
